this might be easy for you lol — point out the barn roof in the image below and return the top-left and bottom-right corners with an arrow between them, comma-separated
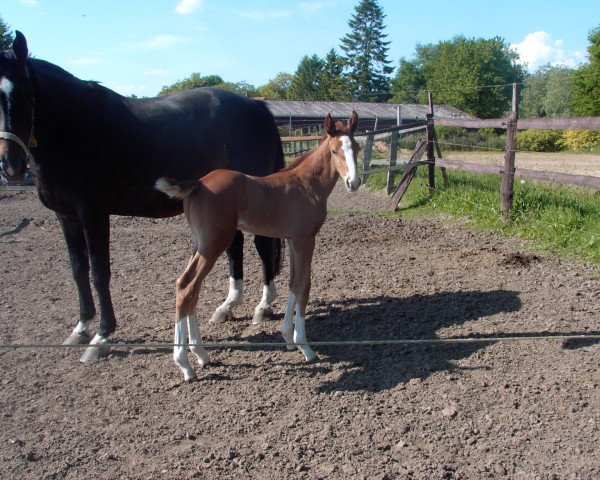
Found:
263,100 -> 475,120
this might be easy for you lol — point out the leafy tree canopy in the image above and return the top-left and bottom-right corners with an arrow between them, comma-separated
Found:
257,72 -> 293,100
159,73 -> 257,97
390,36 -> 525,118
520,65 -> 573,118
571,25 -> 600,116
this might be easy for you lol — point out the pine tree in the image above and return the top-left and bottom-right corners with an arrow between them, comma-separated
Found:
1,16 -> 13,50
340,0 -> 394,102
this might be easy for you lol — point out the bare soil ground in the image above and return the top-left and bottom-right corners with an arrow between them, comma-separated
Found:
1,183 -> 599,479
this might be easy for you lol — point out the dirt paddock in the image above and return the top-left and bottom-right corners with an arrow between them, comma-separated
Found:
1,183 -> 599,479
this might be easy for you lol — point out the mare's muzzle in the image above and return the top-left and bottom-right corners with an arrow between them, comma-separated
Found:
0,131 -> 31,185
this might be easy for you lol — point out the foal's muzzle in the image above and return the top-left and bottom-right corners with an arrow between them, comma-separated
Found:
345,176 -> 361,192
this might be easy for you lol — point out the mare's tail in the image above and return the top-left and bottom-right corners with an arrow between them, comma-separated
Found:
155,177 -> 198,199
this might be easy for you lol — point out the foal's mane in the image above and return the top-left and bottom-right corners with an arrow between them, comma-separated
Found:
280,134 -> 327,172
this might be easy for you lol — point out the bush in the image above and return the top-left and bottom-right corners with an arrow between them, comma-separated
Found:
558,130 -> 600,150
516,129 -> 564,152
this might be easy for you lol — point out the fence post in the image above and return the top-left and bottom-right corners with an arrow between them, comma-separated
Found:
362,133 -> 374,184
426,113 -> 435,195
386,130 -> 399,194
500,83 -> 519,222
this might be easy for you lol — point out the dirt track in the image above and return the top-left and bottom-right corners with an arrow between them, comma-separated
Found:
1,183 -> 599,479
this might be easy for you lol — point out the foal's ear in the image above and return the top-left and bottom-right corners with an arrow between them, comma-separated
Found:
324,113 -> 336,136
13,31 -> 28,62
347,110 -> 358,134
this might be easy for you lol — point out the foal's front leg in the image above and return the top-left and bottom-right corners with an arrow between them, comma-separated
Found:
281,239 -> 317,362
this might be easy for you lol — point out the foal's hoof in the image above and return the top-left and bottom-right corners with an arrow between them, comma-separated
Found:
62,332 -> 91,346
79,344 -> 110,363
252,307 -> 273,325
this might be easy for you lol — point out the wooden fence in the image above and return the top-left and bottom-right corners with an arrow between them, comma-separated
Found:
279,86 -> 600,220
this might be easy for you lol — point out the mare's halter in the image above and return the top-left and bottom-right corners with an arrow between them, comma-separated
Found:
0,130 -> 34,162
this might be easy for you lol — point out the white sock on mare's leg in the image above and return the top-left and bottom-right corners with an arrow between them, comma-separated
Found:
211,277 -> 244,323
253,280 -> 277,324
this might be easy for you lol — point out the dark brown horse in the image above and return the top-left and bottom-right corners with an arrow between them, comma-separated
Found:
156,112 -> 360,381
0,32 -> 283,361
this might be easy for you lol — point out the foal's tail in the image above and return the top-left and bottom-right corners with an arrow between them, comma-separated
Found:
155,177 -> 198,199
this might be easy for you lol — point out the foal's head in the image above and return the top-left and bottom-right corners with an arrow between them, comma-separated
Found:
324,111 -> 361,192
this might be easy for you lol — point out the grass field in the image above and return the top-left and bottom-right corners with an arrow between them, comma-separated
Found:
365,162 -> 600,266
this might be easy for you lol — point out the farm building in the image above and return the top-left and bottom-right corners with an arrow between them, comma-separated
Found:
262,100 -> 476,135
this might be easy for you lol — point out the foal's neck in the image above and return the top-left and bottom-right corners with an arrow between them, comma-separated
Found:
293,138 -> 339,196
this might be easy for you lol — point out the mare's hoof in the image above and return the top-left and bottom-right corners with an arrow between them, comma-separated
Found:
252,307 -> 273,325
210,308 -> 232,324
79,344 -> 110,363
62,332 -> 91,346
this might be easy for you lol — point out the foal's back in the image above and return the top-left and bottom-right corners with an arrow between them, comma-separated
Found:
187,167 -> 326,241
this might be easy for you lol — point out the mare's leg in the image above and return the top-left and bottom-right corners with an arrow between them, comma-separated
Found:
210,230 -> 244,323
252,235 -> 279,324
174,250 -> 220,381
79,211 -> 117,362
286,237 -> 317,362
58,214 -> 96,345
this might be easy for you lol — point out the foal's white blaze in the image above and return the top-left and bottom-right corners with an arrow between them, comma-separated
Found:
340,135 -> 360,192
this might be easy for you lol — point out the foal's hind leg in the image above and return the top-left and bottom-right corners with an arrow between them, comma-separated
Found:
252,235 -> 280,324
174,251 -> 219,381
210,231 -> 244,323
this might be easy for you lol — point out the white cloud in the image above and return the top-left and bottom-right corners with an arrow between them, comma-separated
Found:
122,35 -> 186,52
299,2 -> 325,16
175,0 -> 204,15
231,9 -> 291,20
144,68 -> 170,78
511,31 -> 585,71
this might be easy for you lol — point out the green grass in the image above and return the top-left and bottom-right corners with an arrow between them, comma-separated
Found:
365,168 -> 600,265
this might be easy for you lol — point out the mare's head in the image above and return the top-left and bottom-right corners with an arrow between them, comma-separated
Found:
0,31 -> 34,185
324,110 -> 361,192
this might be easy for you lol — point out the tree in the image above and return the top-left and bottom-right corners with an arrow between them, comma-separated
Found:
571,26 -> 600,116
339,0 -> 394,102
159,73 -> 225,95
389,36 -> 525,118
320,49 -> 352,101
287,54 -> 325,100
389,58 -> 426,103
1,16 -> 13,50
520,65 -> 573,117
257,72 -> 293,100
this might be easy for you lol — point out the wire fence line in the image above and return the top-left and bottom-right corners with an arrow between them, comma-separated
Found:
1,333 -> 600,351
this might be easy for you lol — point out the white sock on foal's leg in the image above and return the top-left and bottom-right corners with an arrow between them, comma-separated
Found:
294,312 -> 316,362
210,277 -> 244,323
187,313 -> 210,366
253,280 -> 277,324
173,317 -> 196,381
280,291 -> 296,350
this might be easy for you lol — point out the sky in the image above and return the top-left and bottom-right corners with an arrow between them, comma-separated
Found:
2,0 -> 597,97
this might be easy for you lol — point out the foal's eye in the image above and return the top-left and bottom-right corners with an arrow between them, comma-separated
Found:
332,150 -> 339,155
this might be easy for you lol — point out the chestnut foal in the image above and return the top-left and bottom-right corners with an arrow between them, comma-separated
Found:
156,112 -> 360,381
